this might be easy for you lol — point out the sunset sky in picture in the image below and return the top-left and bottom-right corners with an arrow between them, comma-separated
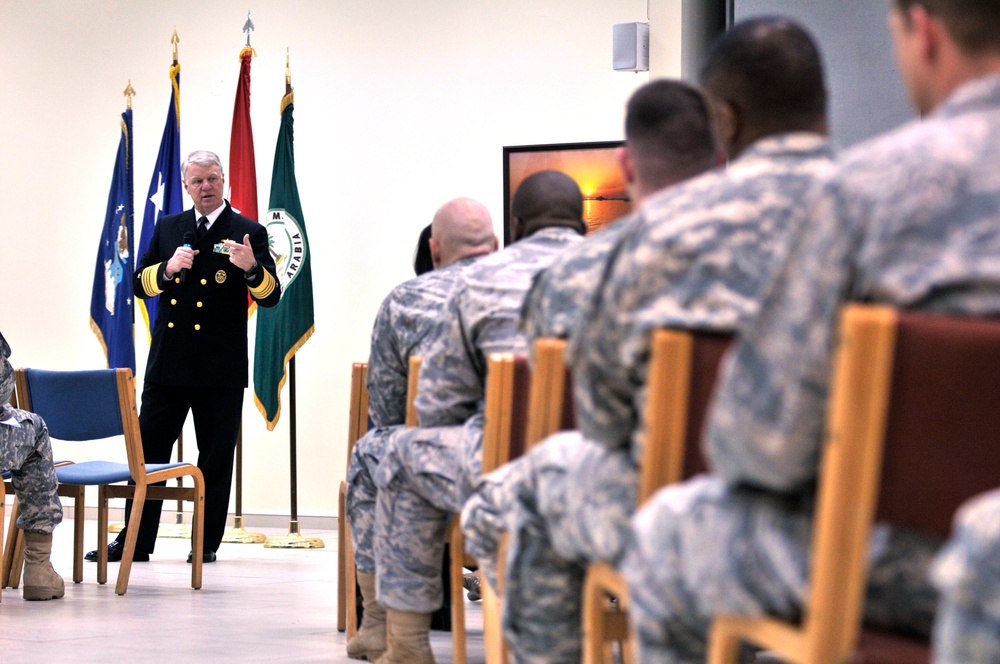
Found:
508,147 -> 627,201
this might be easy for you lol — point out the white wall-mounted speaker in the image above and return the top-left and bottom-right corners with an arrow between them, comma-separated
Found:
612,21 -> 650,72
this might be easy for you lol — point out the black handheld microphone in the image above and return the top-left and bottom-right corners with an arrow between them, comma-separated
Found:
179,231 -> 195,283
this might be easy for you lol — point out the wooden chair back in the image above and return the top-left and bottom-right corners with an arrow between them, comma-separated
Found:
585,327 -> 732,664
346,362 -> 370,465
709,304 -> 1000,663
405,356 -> 422,428
639,330 -> 731,503
340,361 -> 369,635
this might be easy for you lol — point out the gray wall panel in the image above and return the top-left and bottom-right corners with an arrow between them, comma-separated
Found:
735,0 -> 914,148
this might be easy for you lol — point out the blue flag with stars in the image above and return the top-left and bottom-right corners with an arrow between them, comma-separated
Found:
137,63 -> 183,343
89,108 -> 136,372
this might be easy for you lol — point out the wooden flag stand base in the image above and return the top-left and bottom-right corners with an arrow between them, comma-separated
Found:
223,515 -> 266,544
264,520 -> 324,549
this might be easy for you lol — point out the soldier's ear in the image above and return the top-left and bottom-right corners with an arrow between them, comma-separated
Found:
429,237 -> 443,268
511,217 -> 525,242
715,100 -> 740,157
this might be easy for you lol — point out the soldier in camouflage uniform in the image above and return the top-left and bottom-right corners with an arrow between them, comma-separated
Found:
372,170 -> 586,663
932,490 -> 1000,664
622,2 -> 1000,661
345,197 -> 497,661
518,80 -> 721,345
0,330 -> 65,600
465,19 -> 835,663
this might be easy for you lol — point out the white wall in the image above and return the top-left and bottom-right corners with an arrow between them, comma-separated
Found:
0,0 -> 658,519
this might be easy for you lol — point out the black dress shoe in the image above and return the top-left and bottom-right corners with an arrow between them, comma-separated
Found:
84,541 -> 150,563
187,550 -> 217,563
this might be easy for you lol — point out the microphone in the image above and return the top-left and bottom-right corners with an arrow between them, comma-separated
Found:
179,232 -> 195,283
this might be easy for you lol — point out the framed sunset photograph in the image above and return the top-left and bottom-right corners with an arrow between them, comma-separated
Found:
502,140 -> 630,245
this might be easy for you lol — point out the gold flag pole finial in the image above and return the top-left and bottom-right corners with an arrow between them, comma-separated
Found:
123,80 -> 136,110
171,27 -> 180,65
243,10 -> 255,48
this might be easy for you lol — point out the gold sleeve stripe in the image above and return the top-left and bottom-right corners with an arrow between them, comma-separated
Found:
140,264 -> 164,296
249,270 -> 277,300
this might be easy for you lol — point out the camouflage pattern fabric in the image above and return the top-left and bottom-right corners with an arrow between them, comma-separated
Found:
932,489 -> 1000,664
373,227 -> 582,613
346,258 -> 475,574
519,214 -> 642,346
467,133 -> 835,663
625,76 -> 1000,662
0,331 -> 63,534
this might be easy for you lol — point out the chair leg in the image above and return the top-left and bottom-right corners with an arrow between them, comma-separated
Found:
344,514 -> 359,640
97,486 -> 109,585
450,519 -> 468,664
72,485 -> 85,583
337,481 -> 348,633
1,493 -> 4,604
190,478 -> 204,590
2,494 -> 17,588
6,498 -> 25,589
115,483 -> 147,595
483,531 -> 510,663
583,576 -> 608,664
707,618 -> 744,664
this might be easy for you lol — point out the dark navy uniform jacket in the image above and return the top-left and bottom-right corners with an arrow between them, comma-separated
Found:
133,203 -> 280,388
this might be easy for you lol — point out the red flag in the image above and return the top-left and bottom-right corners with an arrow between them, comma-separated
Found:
229,47 -> 257,220
229,47 -> 258,310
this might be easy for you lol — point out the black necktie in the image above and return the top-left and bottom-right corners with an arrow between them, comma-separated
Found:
196,216 -> 208,240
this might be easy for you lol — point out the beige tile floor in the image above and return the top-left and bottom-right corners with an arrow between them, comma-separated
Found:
0,518 -> 484,663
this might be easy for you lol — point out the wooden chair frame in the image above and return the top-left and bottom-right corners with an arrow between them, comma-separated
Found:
709,304 -> 1000,663
582,329 -> 693,664
471,339 -> 572,664
338,362 -> 370,635
583,328 -> 732,664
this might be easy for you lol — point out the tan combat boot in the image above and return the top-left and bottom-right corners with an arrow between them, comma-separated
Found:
375,609 -> 435,664
347,572 -> 387,661
22,531 -> 65,601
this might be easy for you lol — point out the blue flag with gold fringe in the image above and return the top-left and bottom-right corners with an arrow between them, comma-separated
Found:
137,63 -> 183,343
89,108 -> 135,372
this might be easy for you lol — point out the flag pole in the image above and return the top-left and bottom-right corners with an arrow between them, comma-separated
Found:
264,50 -> 322,549
224,11 -> 267,545
155,29 -> 196,540
264,356 -> 322,548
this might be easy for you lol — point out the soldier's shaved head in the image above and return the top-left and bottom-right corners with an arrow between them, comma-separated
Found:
429,197 -> 498,269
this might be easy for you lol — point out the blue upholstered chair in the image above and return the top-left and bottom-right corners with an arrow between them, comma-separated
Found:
10,367 -> 205,595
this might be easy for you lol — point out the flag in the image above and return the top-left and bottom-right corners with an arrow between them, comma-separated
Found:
90,108 -> 136,372
229,46 -> 258,312
137,63 -> 183,344
253,89 -> 315,430
229,47 -> 258,222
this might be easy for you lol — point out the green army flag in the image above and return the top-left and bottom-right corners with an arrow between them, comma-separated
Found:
253,89 -> 315,430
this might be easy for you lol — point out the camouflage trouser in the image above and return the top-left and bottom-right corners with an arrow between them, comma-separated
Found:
373,415 -> 483,612
931,489 -> 1000,664
623,475 -> 940,663
346,425 -> 400,574
463,432 -> 638,663
1,409 -> 63,533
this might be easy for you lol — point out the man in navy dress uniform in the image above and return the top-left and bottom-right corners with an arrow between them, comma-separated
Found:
87,149 -> 280,564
